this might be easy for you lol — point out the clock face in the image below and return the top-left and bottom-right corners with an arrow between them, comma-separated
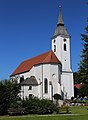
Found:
52,74 -> 56,79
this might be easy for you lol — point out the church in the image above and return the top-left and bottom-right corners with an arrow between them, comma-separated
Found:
10,6 -> 74,100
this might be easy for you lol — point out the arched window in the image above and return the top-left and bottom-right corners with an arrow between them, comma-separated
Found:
20,75 -> 24,83
64,43 -> 66,51
44,78 -> 48,93
54,45 -> 56,52
29,86 -> 32,90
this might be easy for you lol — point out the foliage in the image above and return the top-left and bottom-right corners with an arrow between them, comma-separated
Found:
6,81 -> 21,105
79,84 -> 88,97
0,80 -> 20,115
73,72 -> 80,84
0,82 -> 8,115
22,97 -> 56,114
78,20 -> 88,83
9,97 -> 56,114
74,86 -> 79,98
10,100 -> 23,108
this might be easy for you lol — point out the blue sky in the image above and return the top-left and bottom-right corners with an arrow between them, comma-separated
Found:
0,0 -> 88,80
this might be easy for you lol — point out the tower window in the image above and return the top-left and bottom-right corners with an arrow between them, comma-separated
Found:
64,39 -> 66,42
64,44 -> 66,51
44,78 -> 48,93
53,40 -> 56,43
54,45 -> 56,52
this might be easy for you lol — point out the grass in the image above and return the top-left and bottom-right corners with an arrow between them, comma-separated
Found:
0,106 -> 88,120
70,106 -> 88,114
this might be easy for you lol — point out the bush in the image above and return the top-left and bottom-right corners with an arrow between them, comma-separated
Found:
22,97 -> 56,114
10,100 -> 23,108
9,97 -> 56,114
10,97 -> 56,114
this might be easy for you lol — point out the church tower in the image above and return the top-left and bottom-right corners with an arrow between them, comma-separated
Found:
52,6 -> 74,99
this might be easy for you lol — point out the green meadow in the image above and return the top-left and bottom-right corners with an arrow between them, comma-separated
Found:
0,106 -> 88,120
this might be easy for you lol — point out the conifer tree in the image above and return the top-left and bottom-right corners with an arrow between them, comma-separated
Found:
78,19 -> 88,83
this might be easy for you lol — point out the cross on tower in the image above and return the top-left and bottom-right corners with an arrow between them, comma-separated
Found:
59,0 -> 62,8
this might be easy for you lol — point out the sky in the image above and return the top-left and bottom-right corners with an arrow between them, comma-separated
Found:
0,0 -> 88,80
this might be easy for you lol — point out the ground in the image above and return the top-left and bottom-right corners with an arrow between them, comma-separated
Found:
0,106 -> 88,120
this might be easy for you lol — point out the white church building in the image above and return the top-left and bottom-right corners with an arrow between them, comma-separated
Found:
10,6 -> 74,100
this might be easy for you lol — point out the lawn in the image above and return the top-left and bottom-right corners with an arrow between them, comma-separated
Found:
0,106 -> 88,120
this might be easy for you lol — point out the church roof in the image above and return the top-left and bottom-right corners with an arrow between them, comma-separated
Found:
53,6 -> 69,38
74,84 -> 81,89
11,50 -> 61,76
21,76 -> 38,86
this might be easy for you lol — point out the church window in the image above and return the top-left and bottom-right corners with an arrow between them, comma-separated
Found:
64,44 -> 66,51
20,75 -> 24,83
29,86 -> 32,90
44,78 -> 48,93
54,45 -> 56,52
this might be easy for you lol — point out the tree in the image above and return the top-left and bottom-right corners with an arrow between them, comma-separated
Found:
79,84 -> 88,97
78,19 -> 88,83
74,86 -> 79,98
0,80 -> 20,115
0,82 -> 8,115
73,72 -> 80,84
6,81 -> 21,105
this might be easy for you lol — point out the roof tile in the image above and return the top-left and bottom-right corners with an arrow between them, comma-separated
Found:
11,50 -> 61,76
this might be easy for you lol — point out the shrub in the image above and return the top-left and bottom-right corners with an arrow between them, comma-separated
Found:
10,100 -> 23,108
22,97 -> 56,114
8,97 -> 56,115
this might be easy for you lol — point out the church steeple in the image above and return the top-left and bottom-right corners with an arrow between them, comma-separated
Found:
52,2 -> 74,99
52,5 -> 69,38
57,6 -> 64,26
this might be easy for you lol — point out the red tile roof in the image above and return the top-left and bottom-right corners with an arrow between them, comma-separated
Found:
74,84 -> 81,89
11,50 -> 61,76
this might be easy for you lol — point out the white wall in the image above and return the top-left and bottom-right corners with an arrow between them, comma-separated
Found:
61,72 -> 74,99
41,64 -> 61,100
11,63 -> 61,100
50,64 -> 61,95
21,85 -> 38,99
52,36 -> 72,71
